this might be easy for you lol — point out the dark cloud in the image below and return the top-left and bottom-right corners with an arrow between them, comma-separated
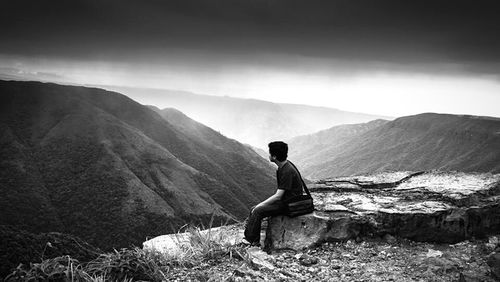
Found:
1,0 -> 500,74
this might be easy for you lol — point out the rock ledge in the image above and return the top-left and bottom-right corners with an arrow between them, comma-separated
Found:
265,171 -> 500,250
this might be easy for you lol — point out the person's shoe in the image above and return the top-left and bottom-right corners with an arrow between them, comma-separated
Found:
238,238 -> 260,247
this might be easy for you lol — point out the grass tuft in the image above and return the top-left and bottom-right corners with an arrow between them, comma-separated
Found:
5,249 -> 170,282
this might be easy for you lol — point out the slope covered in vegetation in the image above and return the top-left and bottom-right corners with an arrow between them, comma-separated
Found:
289,113 -> 500,179
0,80 -> 275,250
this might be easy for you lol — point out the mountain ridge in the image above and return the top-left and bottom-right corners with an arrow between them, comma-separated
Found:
288,113 -> 500,179
0,80 -> 275,250
103,85 -> 391,149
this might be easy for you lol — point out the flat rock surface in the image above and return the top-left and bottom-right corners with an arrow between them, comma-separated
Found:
313,171 -> 500,214
267,171 -> 500,249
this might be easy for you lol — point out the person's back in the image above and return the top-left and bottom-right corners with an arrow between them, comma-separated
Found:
277,161 -> 304,202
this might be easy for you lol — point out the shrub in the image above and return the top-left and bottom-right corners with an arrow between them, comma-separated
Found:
160,220 -> 246,266
84,248 -> 168,281
5,249 -> 170,282
5,256 -> 86,282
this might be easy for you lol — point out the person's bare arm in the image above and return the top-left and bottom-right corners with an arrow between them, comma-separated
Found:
252,189 -> 285,212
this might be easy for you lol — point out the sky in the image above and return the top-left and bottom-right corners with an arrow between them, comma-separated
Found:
1,0 -> 500,117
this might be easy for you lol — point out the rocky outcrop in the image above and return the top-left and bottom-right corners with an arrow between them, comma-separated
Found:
266,171 -> 500,250
143,171 -> 500,255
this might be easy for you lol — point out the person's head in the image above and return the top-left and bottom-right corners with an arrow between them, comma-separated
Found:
268,141 -> 288,162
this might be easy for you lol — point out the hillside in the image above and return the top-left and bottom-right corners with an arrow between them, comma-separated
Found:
288,113 -> 500,179
0,80 -> 275,250
0,226 -> 101,278
104,86 -> 389,149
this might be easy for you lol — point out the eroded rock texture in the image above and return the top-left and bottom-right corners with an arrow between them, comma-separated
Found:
265,212 -> 369,250
266,171 -> 500,250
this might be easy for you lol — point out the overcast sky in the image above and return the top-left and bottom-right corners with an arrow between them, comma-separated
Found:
1,0 -> 500,117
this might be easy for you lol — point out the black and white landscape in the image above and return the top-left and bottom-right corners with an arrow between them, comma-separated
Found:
1,0 -> 500,281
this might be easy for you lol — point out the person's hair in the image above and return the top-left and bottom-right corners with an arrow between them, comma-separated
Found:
268,141 -> 288,161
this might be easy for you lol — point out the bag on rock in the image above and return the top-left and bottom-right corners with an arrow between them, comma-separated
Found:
285,162 -> 314,217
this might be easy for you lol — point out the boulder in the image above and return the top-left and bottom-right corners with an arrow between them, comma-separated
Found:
266,171 -> 500,250
143,225 -> 244,256
265,211 -> 370,250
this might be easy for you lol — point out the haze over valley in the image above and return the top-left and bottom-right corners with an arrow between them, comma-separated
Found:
105,86 -> 389,149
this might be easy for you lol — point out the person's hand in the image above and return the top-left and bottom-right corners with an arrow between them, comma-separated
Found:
251,204 -> 262,213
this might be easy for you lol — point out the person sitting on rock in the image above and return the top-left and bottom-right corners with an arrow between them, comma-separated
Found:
243,141 -> 305,246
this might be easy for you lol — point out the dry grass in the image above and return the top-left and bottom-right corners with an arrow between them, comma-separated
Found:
153,214 -> 245,266
4,217 -> 243,281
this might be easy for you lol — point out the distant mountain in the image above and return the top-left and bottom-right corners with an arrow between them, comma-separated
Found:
0,80 -> 275,250
104,86 -> 390,149
288,113 -> 500,179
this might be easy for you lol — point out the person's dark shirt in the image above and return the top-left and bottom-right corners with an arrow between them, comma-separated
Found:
277,161 -> 304,202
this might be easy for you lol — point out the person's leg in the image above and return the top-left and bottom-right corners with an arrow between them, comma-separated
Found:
244,201 -> 285,243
